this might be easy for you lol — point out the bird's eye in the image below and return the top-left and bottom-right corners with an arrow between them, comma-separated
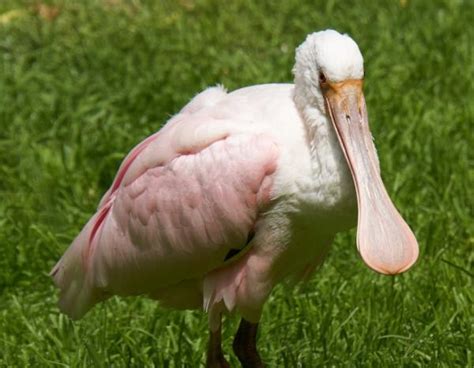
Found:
319,72 -> 327,84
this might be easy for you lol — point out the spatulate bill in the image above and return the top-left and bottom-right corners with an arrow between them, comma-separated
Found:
325,80 -> 419,275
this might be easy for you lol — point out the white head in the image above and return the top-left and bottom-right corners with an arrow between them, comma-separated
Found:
293,30 -> 419,275
293,29 -> 364,111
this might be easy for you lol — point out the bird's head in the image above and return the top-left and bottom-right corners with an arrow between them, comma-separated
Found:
294,30 -> 419,275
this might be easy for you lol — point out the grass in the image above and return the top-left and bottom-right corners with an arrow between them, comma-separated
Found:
0,0 -> 472,366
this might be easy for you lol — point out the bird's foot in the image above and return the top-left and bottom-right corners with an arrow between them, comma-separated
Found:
206,324 -> 230,368
233,345 -> 265,368
233,319 -> 265,368
206,351 -> 230,368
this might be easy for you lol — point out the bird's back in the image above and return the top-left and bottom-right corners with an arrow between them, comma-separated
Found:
50,84 -> 294,319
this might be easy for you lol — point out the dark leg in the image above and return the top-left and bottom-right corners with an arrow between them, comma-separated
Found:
232,319 -> 265,368
206,321 -> 230,368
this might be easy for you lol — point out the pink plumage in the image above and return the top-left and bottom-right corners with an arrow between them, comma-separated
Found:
51,30 -> 418,367
51,87 -> 278,320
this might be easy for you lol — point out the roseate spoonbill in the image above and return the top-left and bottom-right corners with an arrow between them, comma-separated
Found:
51,29 -> 419,367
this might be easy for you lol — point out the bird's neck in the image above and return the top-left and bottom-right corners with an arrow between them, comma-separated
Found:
293,87 -> 342,166
303,106 -> 344,170
293,86 -> 356,225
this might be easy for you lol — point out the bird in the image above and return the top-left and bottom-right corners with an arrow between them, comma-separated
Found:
51,29 -> 419,367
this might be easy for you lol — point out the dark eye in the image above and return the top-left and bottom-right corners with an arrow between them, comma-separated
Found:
319,72 -> 327,84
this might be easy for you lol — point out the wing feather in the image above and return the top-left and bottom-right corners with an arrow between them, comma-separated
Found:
51,105 -> 278,319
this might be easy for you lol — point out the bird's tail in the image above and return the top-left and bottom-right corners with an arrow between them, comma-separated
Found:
50,215 -> 104,320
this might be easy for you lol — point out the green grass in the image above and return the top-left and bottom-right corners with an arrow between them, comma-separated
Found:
0,0 -> 472,366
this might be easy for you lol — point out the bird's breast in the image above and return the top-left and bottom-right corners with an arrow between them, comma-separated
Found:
273,119 -> 358,234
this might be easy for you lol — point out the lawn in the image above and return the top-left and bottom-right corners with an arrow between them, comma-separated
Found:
0,0 -> 472,366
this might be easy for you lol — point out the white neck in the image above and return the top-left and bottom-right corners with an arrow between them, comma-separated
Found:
292,32 -> 347,174
293,81 -> 337,163
292,88 -> 357,227
300,103 -> 337,162
286,29 -> 362,224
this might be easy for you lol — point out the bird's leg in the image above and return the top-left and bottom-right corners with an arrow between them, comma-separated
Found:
206,318 -> 230,368
232,318 -> 265,368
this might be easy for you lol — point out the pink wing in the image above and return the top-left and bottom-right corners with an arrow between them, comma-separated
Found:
51,108 -> 279,319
